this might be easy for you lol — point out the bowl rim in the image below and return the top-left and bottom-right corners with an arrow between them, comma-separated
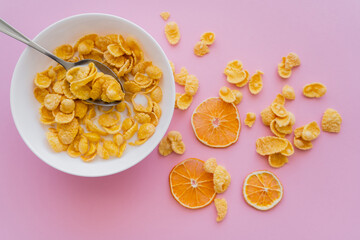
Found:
10,13 -> 175,177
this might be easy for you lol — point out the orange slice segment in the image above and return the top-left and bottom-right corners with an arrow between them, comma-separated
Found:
169,158 -> 216,209
191,97 -> 241,148
243,170 -> 283,210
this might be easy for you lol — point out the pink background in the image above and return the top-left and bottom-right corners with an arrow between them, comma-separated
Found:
0,0 -> 359,239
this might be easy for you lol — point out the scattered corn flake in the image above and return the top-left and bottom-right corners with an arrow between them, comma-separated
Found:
270,103 -> 288,118
234,70 -> 249,87
184,75 -> 199,96
177,93 -> 193,110
285,52 -> 301,68
294,126 -> 304,138
274,121 -> 293,135
322,108 -> 342,133
278,57 -> 292,79
280,139 -> 294,156
160,11 -> 170,21
244,112 -> 256,127
174,67 -> 188,86
224,60 -> 247,84
282,85 -> 295,100
248,70 -> 264,95
203,158 -> 218,173
270,120 -> 286,138
275,115 -> 291,127
273,94 -> 286,106
219,86 -> 236,103
232,90 -> 243,105
213,165 -> 231,193
164,21 -> 181,45
256,136 -> 288,156
146,65 -> 163,80
288,112 -> 296,126
167,131 -> 182,142
303,82 -> 327,98
214,198 -> 227,222
194,41 -> 209,56
201,32 -> 215,45
171,140 -> 186,154
261,106 -> 276,126
302,121 -> 320,141
293,137 -> 313,150
268,153 -> 288,168
159,136 -> 173,156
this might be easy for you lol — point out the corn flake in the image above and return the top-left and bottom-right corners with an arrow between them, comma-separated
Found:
302,121 -> 320,141
278,57 -> 292,79
248,70 -> 264,95
244,112 -> 256,127
160,11 -> 170,21
138,123 -> 155,140
285,52 -> 301,68
219,86 -> 236,103
261,106 -> 276,126
282,85 -> 295,100
256,136 -> 288,156
293,137 -> 313,150
174,67 -> 188,86
214,198 -> 227,222
194,41 -> 209,56
271,103 -> 288,118
171,140 -> 186,154
146,65 -> 162,80
158,136 -> 173,156
46,131 -> 68,152
150,86 -> 163,103
53,44 -> 74,60
232,90 -> 243,105
123,122 -> 138,140
185,75 -> 199,96
201,32 -> 215,45
203,158 -> 217,174
60,99 -> 75,114
303,82 -> 327,98
167,131 -> 182,142
34,73 -> 52,89
164,21 -> 181,45
213,165 -> 231,193
322,108 -> 342,133
280,139 -> 294,156
270,120 -> 286,138
176,93 -> 193,110
34,87 -> 49,104
132,93 -> 153,112
268,153 -> 288,168
57,118 -> 79,145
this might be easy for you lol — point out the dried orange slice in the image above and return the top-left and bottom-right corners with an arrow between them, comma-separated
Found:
191,98 -> 241,148
169,158 -> 216,209
243,170 -> 283,211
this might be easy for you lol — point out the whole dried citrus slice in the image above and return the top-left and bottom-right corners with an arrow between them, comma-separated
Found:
243,170 -> 283,211
191,97 -> 241,148
169,158 -> 216,209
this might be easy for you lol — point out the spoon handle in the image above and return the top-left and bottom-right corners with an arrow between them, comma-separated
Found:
0,18 -> 72,69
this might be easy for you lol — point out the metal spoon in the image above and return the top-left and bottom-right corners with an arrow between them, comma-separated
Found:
0,18 -> 124,106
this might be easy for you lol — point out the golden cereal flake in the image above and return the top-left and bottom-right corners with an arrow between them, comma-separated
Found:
268,153 -> 288,168
176,93 -> 193,110
270,120 -> 286,138
150,86 -> 163,103
46,131 -> 68,152
171,140 -> 186,154
137,123 -> 156,140
214,198 -> 227,222
293,137 -> 313,150
53,44 -> 74,60
158,136 -> 173,156
167,131 -> 182,142
98,112 -> 121,127
282,85 -> 295,100
60,99 -> 75,114
201,32 -> 215,45
285,52 -> 301,68
261,106 -> 276,126
160,11 -> 170,21
270,103 -> 288,118
294,126 -> 304,139
203,158 -> 218,174
278,57 -> 292,79
83,132 -> 101,143
33,87 -> 49,104
113,133 -> 125,146
232,90 -> 243,105
78,135 -> 89,155
248,70 -> 264,95
256,136 -> 288,156
146,65 -> 163,80
321,108 -> 342,133
185,75 -> 199,96
219,86 -> 236,103
174,67 -> 188,86
194,41 -> 209,56
55,111 -> 75,124
213,165 -> 231,193
302,121 -> 320,141
280,139 -> 294,156
135,113 -> 151,124
303,82 -> 327,98
164,21 -> 181,45
274,121 -> 293,135
244,112 -> 256,127
34,73 -> 52,89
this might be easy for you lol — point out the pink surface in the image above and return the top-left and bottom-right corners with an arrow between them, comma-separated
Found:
0,0 -> 359,239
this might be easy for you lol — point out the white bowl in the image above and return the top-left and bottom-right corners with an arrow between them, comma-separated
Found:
10,13 -> 175,177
